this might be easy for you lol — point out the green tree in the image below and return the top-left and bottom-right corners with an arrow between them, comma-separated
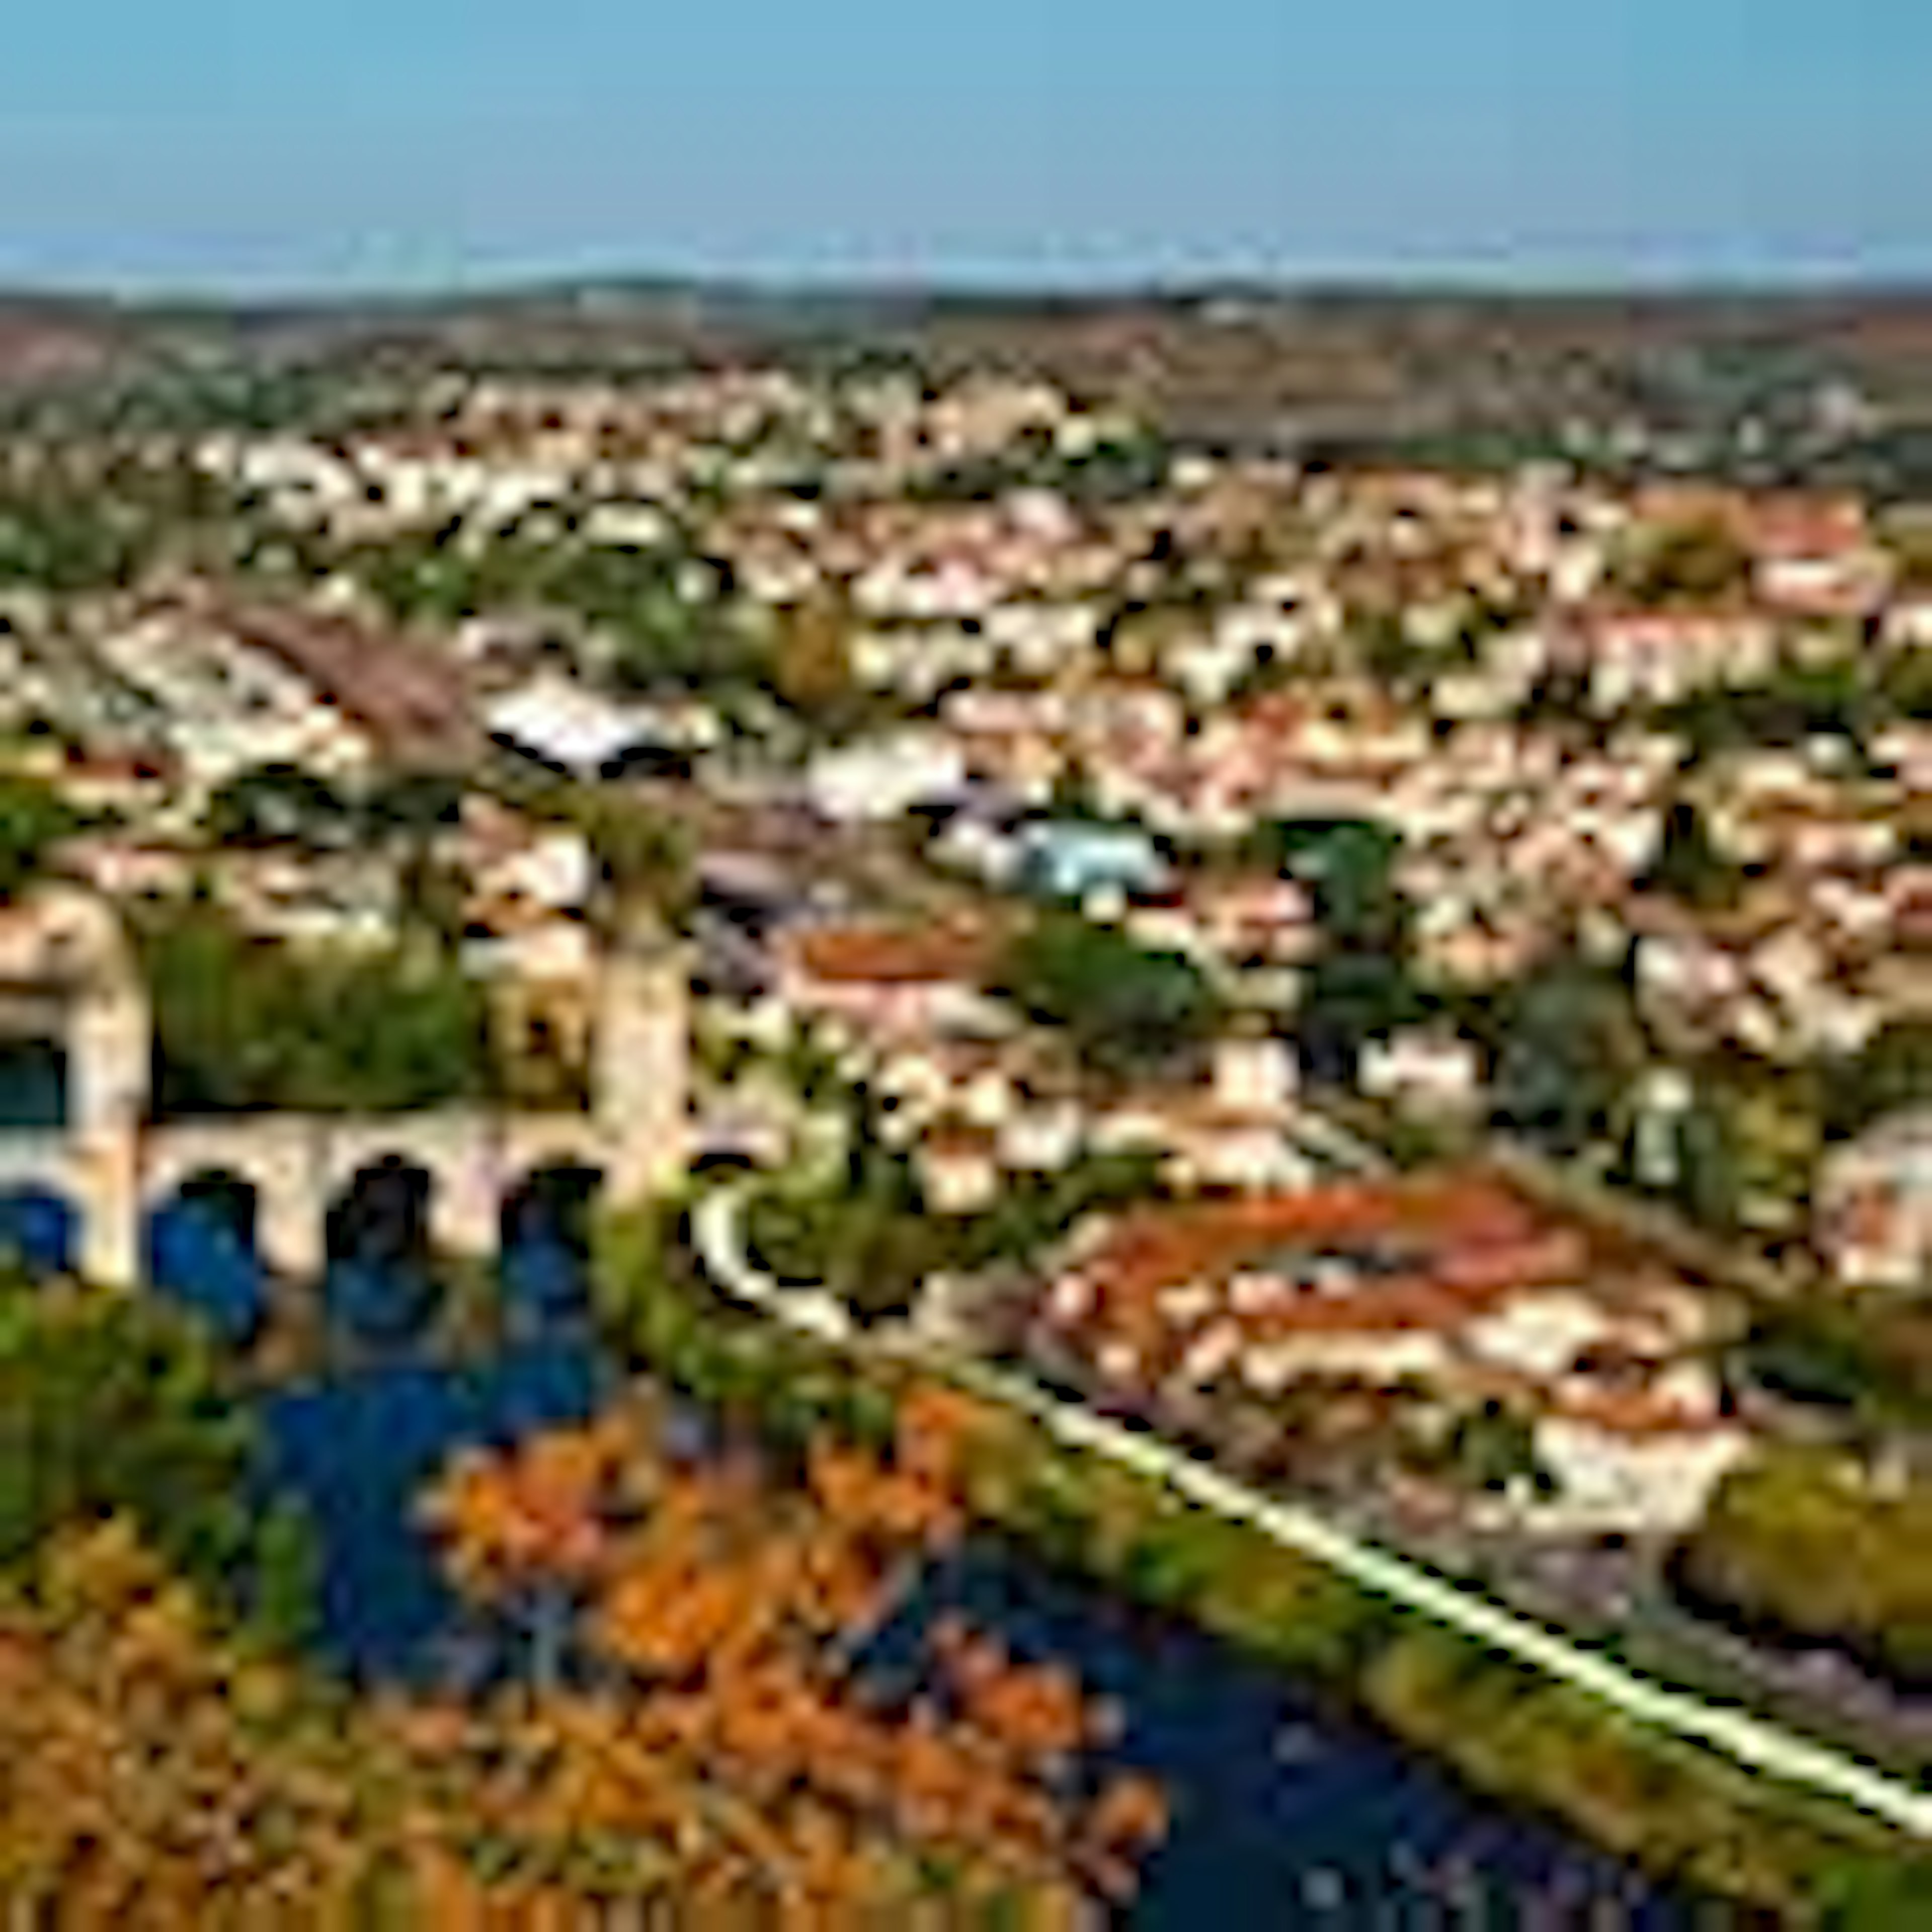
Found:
770,592 -> 857,722
1248,819 -> 1403,944
1677,1068 -> 1822,1237
1738,1298 -> 1932,1433
1824,1021 -> 1932,1140
572,793 -> 696,930
1297,950 -> 1431,1088
140,907 -> 492,1114
1491,954 -> 1648,1158
1818,1856 -> 1932,1930
1260,819 -> 1426,1088
1882,645 -> 1932,722
1671,1093 -> 1745,1231
1673,1446 -> 1932,1692
1445,1401 -> 1550,1496
360,770 -> 464,841
0,1277 -> 314,1644
957,1148 -> 1163,1274
1358,615 -> 1428,687
1661,662 -> 1876,761
0,773 -> 82,902
1621,521 -> 1751,608
994,914 -> 1220,1078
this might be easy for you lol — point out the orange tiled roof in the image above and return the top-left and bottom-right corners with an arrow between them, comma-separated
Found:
1039,1175 -> 1620,1386
789,918 -> 1002,988
1552,1386 -> 1727,1438
1067,1175 -> 1541,1304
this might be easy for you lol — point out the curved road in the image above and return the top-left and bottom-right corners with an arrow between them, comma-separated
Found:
692,1181 -> 1932,1841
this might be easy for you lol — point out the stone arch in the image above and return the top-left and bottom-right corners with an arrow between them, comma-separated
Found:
171,1168 -> 261,1248
316,1118 -> 502,1263
501,1161 -> 603,1255
500,1162 -> 603,1332
323,1153 -> 442,1349
0,1184 -> 79,1278
142,1120 -> 323,1280
326,1153 -> 435,1271
0,889 -> 148,1125
143,1167 -> 267,1347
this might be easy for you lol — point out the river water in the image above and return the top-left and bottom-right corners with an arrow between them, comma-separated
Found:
255,1335 -> 1692,1926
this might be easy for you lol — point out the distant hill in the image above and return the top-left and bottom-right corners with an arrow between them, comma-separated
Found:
0,296 -> 137,387
14,279 -> 1932,473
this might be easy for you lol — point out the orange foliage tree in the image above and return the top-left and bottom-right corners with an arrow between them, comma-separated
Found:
0,1383 -> 1164,1925
422,1389 -> 1170,1915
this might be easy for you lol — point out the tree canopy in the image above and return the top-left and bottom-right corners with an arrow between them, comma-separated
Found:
1297,950 -> 1431,1088
0,773 -> 82,901
0,1276 -> 313,1645
993,914 -> 1220,1078
1658,661 -> 1878,761
1261,818 -> 1424,1087
1249,819 -> 1402,939
204,764 -> 355,850
1488,953 -> 1649,1159
559,788 -> 697,930
1619,520 -> 1752,608
1674,1447 -> 1932,1692
339,530 -> 776,696
140,907 -> 493,1115
1823,1021 -> 1932,1140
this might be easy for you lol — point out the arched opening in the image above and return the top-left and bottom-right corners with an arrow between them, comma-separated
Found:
324,1156 -> 441,1349
143,1170 -> 266,1349
500,1164 -> 602,1334
0,1186 -> 77,1279
178,1170 -> 261,1248
328,1156 -> 432,1270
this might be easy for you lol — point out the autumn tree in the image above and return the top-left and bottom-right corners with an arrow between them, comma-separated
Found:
772,591 -> 858,722
422,1397 -> 1168,1917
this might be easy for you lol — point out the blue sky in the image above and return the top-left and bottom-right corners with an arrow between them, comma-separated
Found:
0,0 -> 1922,292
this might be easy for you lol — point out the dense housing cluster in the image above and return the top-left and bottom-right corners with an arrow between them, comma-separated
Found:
0,333 -> 1930,1916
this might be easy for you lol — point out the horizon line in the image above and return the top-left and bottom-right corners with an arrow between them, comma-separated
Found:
11,251 -> 1932,314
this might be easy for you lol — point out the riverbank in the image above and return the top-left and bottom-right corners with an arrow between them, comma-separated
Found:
602,1193 -> 1932,1923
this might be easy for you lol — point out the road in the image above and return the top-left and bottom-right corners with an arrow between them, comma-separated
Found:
690,1179 -> 1932,1842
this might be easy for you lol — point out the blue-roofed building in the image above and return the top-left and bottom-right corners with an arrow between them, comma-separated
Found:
1016,820 -> 1169,902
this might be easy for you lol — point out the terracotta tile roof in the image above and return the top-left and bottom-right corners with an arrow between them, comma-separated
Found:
920,1123 -> 1001,1161
1551,1386 -> 1729,1438
1032,1172 -> 1653,1395
1061,1175 -> 1544,1306
1742,493 -> 1870,558
788,917 -> 1003,988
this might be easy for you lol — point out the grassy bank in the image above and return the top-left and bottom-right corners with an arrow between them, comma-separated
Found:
594,1201 -> 1932,1927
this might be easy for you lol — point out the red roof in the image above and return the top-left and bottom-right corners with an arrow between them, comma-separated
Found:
789,919 -> 1001,988
1038,1175 -> 1624,1386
